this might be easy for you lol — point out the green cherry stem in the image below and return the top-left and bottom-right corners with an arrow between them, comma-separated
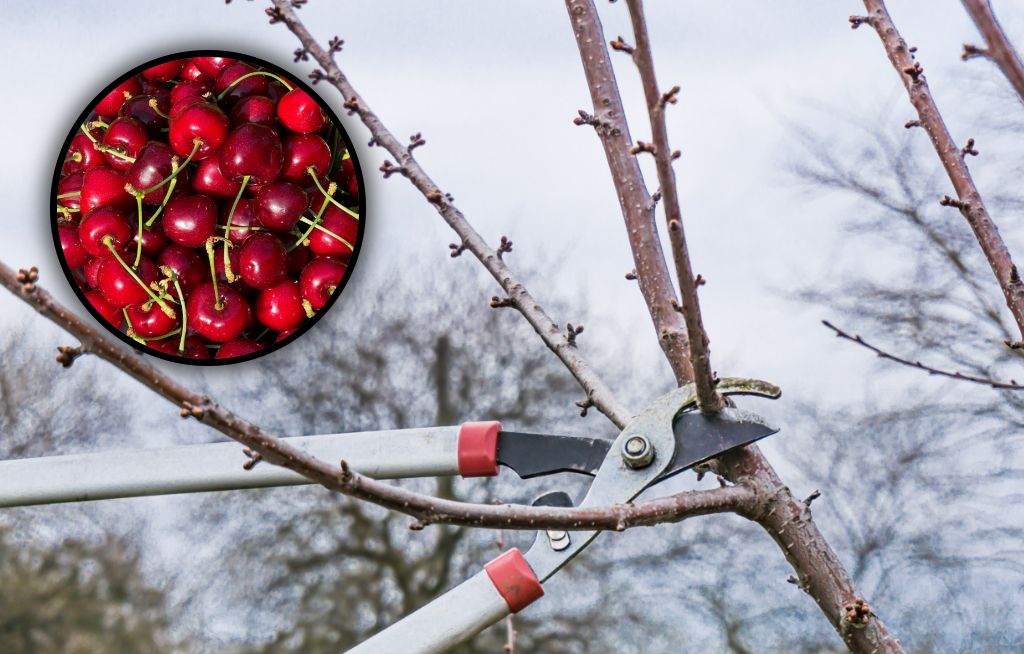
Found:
132,139 -> 201,198
56,191 -> 81,199
296,216 -> 354,251
216,71 -> 294,101
222,175 -> 250,282
290,190 -> 333,251
133,195 -> 145,268
78,124 -> 136,163
307,167 -> 358,218
205,238 -> 224,310
122,308 -> 145,343
168,271 -> 188,354
148,98 -> 173,120
102,237 -> 176,319
144,176 -> 177,228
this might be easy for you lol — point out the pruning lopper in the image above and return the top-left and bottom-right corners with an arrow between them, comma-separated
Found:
0,377 -> 781,653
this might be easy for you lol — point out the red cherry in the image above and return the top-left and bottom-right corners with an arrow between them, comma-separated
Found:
157,244 -> 205,293
239,232 -> 288,290
97,255 -> 159,307
127,142 -> 188,204
85,289 -> 123,326
80,166 -> 134,215
101,117 -> 148,171
287,243 -> 310,275
213,245 -> 243,289
170,80 -> 212,107
275,327 -> 297,342
215,338 -> 263,359
142,60 -> 186,82
169,102 -> 229,160
131,221 -> 168,258
164,195 -> 218,247
193,57 -> 235,80
300,257 -> 346,310
63,131 -> 105,175
188,282 -> 252,342
58,173 -> 84,211
334,156 -> 359,197
84,256 -> 105,287
191,156 -> 243,199
149,334 -> 211,359
180,60 -> 211,82
94,77 -> 143,118
222,198 -> 258,245
256,280 -> 305,331
119,94 -> 170,135
255,182 -> 307,232
78,206 -> 131,257
215,63 -> 269,106
277,89 -> 325,133
308,205 -> 357,259
126,302 -> 179,338
281,133 -> 331,184
59,224 -> 89,268
219,123 -> 283,184
229,95 -> 276,128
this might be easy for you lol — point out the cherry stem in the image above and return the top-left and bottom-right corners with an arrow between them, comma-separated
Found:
132,140 -> 201,197
290,191 -> 333,251
122,308 -> 145,343
102,237 -> 176,319
169,272 -> 187,354
133,195 -> 145,268
308,167 -> 358,219
216,71 -> 294,101
90,119 -> 110,129
148,98 -> 172,120
223,175 -> 250,282
78,124 -> 136,163
147,328 -> 182,342
56,191 -> 81,199
205,238 -> 223,310
144,176 -> 177,228
296,216 -> 354,251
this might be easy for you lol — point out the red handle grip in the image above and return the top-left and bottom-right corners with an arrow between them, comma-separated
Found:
484,547 -> 544,613
457,421 -> 502,477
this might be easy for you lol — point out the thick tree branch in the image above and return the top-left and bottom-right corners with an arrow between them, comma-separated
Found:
267,0 -> 632,428
823,320 -> 1024,389
860,0 -> 1024,347
567,2 -> 903,651
0,261 -> 756,530
563,0 -> 696,385
960,0 -> 1024,103
624,0 -> 722,412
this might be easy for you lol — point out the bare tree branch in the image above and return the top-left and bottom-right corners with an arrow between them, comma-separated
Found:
563,0 -> 696,385
624,0 -> 722,412
960,0 -> 1024,103
266,0 -> 632,429
823,320 -> 1024,389
859,0 -> 1024,347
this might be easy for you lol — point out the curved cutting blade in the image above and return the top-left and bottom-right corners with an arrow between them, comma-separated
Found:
657,407 -> 778,485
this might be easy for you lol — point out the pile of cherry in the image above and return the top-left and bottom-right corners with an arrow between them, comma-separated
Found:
56,56 -> 359,361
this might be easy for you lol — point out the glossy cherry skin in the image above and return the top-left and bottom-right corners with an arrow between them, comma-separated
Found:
64,131 -> 105,175
215,62 -> 269,106
192,57 -> 235,80
300,257 -> 346,310
97,255 -> 159,307
94,77 -> 142,118
85,289 -> 123,326
180,60 -> 210,82
229,95 -> 276,128
219,123 -> 283,184
57,172 -> 84,211
281,133 -> 331,184
308,205 -> 358,259
222,198 -> 259,245
126,301 -> 179,338
127,142 -> 188,204
81,166 -> 135,215
334,156 -> 359,197
215,337 -> 263,359
78,206 -> 131,256
187,282 -> 252,342
142,59 -> 185,82
84,256 -> 105,288
277,89 -> 326,133
191,156 -> 243,199
170,80 -> 212,107
168,102 -> 229,160
256,280 -> 305,332
59,224 -> 89,268
255,182 -> 307,232
157,244 -> 205,293
130,221 -> 168,258
119,94 -> 170,135
239,232 -> 289,290
101,117 -> 148,171
163,195 -> 218,247
149,334 -> 211,359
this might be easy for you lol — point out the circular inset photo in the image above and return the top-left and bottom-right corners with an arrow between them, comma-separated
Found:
53,51 -> 365,364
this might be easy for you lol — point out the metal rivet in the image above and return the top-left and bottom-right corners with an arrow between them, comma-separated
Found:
621,435 -> 654,468
546,530 -> 570,551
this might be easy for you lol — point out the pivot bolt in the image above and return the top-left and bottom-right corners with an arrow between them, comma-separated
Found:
621,435 -> 654,469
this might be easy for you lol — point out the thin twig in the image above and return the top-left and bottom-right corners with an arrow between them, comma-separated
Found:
860,0 -> 1024,348
268,0 -> 632,428
823,320 -> 1024,390
960,0 -> 1024,103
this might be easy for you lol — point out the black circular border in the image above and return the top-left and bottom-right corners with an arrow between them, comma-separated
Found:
51,49 -> 367,366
